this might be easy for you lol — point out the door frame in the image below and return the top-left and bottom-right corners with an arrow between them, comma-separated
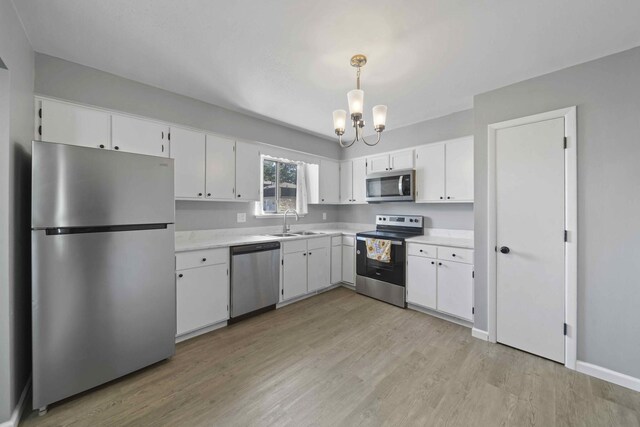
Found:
487,106 -> 577,369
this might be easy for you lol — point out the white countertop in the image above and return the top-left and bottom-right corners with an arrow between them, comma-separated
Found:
405,235 -> 474,249
175,223 -> 474,252
175,224 -> 363,252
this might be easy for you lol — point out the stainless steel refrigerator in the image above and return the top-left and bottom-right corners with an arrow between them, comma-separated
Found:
31,140 -> 176,411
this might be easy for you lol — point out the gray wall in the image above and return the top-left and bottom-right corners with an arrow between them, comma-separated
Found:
176,202 -> 340,231
474,46 -> 640,378
0,0 -> 34,421
339,109 -> 475,230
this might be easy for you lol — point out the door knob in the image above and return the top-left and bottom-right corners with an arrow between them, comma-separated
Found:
500,246 -> 510,254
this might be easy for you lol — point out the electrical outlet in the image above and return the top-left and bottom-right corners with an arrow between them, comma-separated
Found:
322,212 -> 327,220
237,213 -> 246,223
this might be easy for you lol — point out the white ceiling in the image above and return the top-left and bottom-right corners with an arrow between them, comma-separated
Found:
14,0 -> 640,139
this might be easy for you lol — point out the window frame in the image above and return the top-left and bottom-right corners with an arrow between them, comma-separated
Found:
258,156 -> 302,217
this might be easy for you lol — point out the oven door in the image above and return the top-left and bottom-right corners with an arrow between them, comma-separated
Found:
356,237 -> 406,286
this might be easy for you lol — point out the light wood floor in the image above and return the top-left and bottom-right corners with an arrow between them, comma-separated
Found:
21,287 -> 640,426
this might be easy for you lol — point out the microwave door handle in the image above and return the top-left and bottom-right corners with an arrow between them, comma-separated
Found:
398,176 -> 403,195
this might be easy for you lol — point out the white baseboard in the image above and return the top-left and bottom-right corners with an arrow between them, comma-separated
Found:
0,376 -> 31,427
471,328 -> 489,341
176,320 -> 228,343
576,361 -> 640,392
407,303 -> 473,328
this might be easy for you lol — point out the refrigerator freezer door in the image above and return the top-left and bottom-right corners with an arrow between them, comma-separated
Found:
32,141 -> 174,228
32,225 -> 176,409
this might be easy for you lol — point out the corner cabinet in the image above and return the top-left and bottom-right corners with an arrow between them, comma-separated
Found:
415,137 -> 473,203
406,243 -> 474,322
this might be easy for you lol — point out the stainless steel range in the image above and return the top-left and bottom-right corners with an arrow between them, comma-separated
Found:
356,215 -> 424,307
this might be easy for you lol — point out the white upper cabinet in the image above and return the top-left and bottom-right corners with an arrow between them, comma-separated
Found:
171,126 -> 206,199
206,134 -> 236,200
415,137 -> 473,203
340,158 -> 367,204
339,161 -> 353,204
366,154 -> 390,174
415,143 -> 446,202
39,99 -> 111,149
235,141 -> 261,201
112,114 -> 169,157
366,149 -> 414,174
319,159 -> 340,204
390,149 -> 414,171
444,138 -> 474,202
352,158 -> 367,203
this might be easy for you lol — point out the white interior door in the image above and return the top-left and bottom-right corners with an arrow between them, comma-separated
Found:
496,117 -> 566,363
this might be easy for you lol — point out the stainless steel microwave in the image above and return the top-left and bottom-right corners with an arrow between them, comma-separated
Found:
365,169 -> 415,202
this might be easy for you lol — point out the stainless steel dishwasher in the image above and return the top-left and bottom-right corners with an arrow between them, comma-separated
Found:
230,241 -> 281,322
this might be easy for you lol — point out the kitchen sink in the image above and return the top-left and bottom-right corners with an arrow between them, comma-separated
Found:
291,231 -> 324,235
267,233 -> 298,237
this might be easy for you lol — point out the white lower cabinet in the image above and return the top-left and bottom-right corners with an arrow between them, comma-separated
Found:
330,237 -> 342,284
407,256 -> 437,310
175,248 -> 229,337
282,237 -> 332,301
406,243 -> 474,322
437,260 -> 474,321
342,236 -> 355,284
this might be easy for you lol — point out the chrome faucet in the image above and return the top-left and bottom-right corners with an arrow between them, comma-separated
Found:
283,209 -> 299,233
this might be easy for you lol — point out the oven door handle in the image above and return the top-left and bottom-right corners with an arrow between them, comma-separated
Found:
356,236 -> 403,246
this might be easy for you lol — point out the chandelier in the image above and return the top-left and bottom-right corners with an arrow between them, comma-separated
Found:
332,54 -> 387,148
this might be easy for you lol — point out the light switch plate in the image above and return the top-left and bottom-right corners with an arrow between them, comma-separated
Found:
237,213 -> 246,223
322,212 -> 327,220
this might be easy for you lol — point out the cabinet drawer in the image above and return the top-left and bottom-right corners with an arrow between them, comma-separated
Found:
331,236 -> 342,247
308,236 -> 330,250
342,236 -> 355,247
283,239 -> 307,254
407,243 -> 437,258
176,248 -> 228,270
438,247 -> 473,264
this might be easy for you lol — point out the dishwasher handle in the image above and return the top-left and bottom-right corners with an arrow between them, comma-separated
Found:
231,241 -> 281,256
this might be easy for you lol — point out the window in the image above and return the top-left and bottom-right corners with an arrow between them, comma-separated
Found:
262,159 -> 298,214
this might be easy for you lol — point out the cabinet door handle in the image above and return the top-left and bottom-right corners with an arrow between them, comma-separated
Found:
198,193 -> 203,197
162,144 -> 164,153
99,144 -> 105,149
431,261 -> 435,265
439,196 -> 443,199
447,196 -> 451,200
500,246 -> 510,254
452,254 -> 456,257
438,262 -> 442,266
419,249 -> 423,253
161,131 -> 164,139
202,258 -> 207,262
308,252 -> 312,255
303,253 -> 306,256
178,274 -> 183,278
207,193 -> 211,197
237,194 -> 241,198
114,146 -> 120,150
